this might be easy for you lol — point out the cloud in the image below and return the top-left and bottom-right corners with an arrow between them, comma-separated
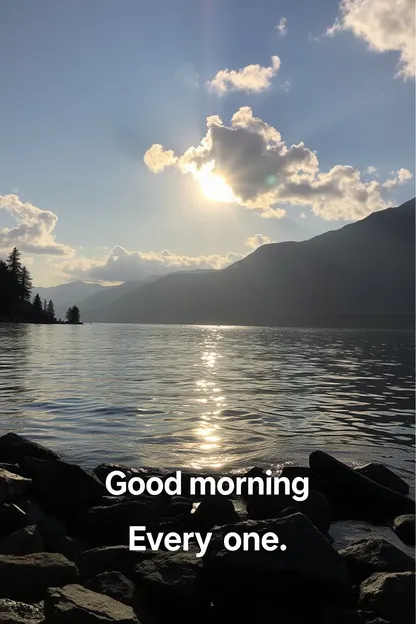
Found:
0,194 -> 74,256
246,234 -> 275,249
381,167 -> 413,189
60,245 -> 245,283
143,107 -> 413,221
207,56 -> 281,94
326,0 -> 415,80
367,165 -> 378,175
276,18 -> 288,37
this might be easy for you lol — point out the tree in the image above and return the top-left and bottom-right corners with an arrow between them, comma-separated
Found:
43,299 -> 47,313
47,299 -> 55,320
33,293 -> 42,312
7,247 -> 22,279
20,266 -> 32,302
66,305 -> 80,324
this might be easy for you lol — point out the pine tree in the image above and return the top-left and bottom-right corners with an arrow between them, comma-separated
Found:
43,299 -> 47,313
47,299 -> 55,320
66,305 -> 81,324
33,293 -> 42,312
20,266 -> 32,302
7,247 -> 22,279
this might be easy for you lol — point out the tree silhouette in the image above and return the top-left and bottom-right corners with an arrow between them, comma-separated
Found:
20,266 -> 32,302
7,247 -> 22,279
47,299 -> 56,320
66,305 -> 81,324
33,293 -> 42,312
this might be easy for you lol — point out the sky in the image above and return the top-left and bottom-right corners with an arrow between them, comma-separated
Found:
0,0 -> 414,286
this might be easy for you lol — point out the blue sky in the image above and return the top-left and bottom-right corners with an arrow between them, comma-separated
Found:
0,0 -> 414,285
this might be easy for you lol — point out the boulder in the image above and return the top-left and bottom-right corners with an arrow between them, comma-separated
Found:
0,598 -> 43,623
85,571 -> 135,607
0,525 -> 44,556
75,500 -> 158,547
19,458 -> 106,521
20,501 -> 67,539
393,514 -> 415,546
44,584 -> 139,623
339,538 -> 415,585
359,572 -> 415,624
0,552 -> 78,602
93,463 -> 165,485
45,534 -> 87,562
77,546 -> 156,582
0,504 -> 28,539
202,512 -> 352,613
0,470 -> 32,505
0,433 -> 60,464
309,451 -> 415,522
134,550 -> 209,618
356,463 -> 409,496
163,496 -> 193,518
192,496 -> 240,532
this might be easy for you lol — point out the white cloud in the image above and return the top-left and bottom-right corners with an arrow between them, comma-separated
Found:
280,80 -> 291,93
0,194 -> 74,256
246,234 -> 275,249
381,167 -> 413,189
276,17 -> 288,37
143,144 -> 177,173
60,245 -> 245,283
326,0 -> 415,80
367,165 -> 378,175
207,56 -> 281,94
143,107 -> 413,221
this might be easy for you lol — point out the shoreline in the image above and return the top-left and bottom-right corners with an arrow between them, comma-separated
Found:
0,432 -> 414,623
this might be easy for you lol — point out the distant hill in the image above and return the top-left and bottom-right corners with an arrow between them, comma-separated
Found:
34,281 -> 105,320
87,199 -> 415,329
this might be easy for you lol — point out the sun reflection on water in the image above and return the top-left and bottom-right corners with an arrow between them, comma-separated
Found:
189,327 -> 229,470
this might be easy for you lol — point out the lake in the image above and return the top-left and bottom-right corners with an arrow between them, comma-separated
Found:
0,323 -> 414,486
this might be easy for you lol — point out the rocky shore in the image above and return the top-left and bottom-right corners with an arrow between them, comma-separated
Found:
0,432 -> 414,623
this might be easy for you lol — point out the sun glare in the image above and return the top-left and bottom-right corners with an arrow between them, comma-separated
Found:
194,162 -> 236,203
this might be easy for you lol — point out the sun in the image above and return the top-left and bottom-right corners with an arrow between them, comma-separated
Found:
194,162 -> 236,203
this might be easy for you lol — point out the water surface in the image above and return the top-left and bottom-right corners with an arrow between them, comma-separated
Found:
0,324 -> 414,487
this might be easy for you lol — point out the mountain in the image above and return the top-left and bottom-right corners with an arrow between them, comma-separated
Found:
87,199 -> 415,328
33,281 -> 105,320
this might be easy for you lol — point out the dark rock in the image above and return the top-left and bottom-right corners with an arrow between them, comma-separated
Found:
356,463 -> 409,496
0,433 -> 60,464
280,465 -> 313,482
19,458 -> 106,521
75,500 -> 158,547
0,463 -> 25,477
0,525 -> 44,556
202,512 -> 351,612
0,504 -> 28,539
0,598 -> 43,623
94,463 -> 165,485
0,470 -> 32,505
134,550 -> 209,619
393,514 -> 415,546
45,534 -> 87,561
77,545 -> 156,582
359,572 -> 415,624
192,496 -> 240,532
339,538 -> 415,584
0,552 -> 78,602
44,584 -> 139,623
297,489 -> 332,534
320,608 -> 366,623
309,451 -> 415,522
85,571 -> 135,607
20,501 -> 67,539
163,496 -> 193,518
239,467 -> 267,501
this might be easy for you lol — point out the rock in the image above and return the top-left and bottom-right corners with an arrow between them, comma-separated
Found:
0,552 -> 78,602
393,514 -> 415,546
134,550 -> 209,619
77,546 -> 155,582
320,608 -> 366,623
297,490 -> 332,534
356,463 -> 409,496
44,584 -> 139,623
0,463 -> 25,477
339,538 -> 415,584
19,458 -> 106,521
359,572 -> 415,624
280,465 -> 313,481
45,534 -> 87,561
0,598 -> 43,623
0,433 -> 60,464
85,571 -> 135,607
163,496 -> 193,518
0,470 -> 32,505
202,512 -> 352,613
309,451 -> 415,522
20,501 -> 67,539
192,496 -> 240,532
75,500 -> 158,547
93,463 -> 165,485
0,525 -> 44,556
0,504 -> 28,539
239,467 -> 268,501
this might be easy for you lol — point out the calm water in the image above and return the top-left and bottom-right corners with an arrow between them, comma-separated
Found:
0,324 -> 414,485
